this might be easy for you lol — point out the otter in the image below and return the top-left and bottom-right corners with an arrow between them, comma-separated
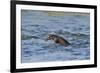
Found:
46,34 -> 70,47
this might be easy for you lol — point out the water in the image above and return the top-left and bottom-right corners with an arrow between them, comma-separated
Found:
21,10 -> 90,63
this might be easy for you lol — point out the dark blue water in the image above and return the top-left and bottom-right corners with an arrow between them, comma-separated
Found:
21,10 -> 90,63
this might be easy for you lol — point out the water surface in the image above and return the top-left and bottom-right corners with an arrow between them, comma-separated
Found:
21,10 -> 90,63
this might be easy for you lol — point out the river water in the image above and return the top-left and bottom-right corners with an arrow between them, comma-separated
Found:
21,10 -> 90,63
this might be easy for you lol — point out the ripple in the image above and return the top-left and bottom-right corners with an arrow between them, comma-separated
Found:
21,10 -> 90,63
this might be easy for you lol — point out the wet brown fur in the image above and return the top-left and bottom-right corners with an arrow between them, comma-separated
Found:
46,34 -> 70,46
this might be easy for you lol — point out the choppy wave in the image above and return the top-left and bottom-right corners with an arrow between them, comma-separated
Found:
21,10 -> 90,63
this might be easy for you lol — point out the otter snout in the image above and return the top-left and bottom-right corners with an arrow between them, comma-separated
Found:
45,35 -> 54,41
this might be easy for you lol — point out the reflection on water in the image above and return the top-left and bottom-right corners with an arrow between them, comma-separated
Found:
21,10 -> 90,63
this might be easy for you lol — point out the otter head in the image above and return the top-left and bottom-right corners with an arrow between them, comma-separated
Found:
46,34 -> 57,41
46,34 -> 70,47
